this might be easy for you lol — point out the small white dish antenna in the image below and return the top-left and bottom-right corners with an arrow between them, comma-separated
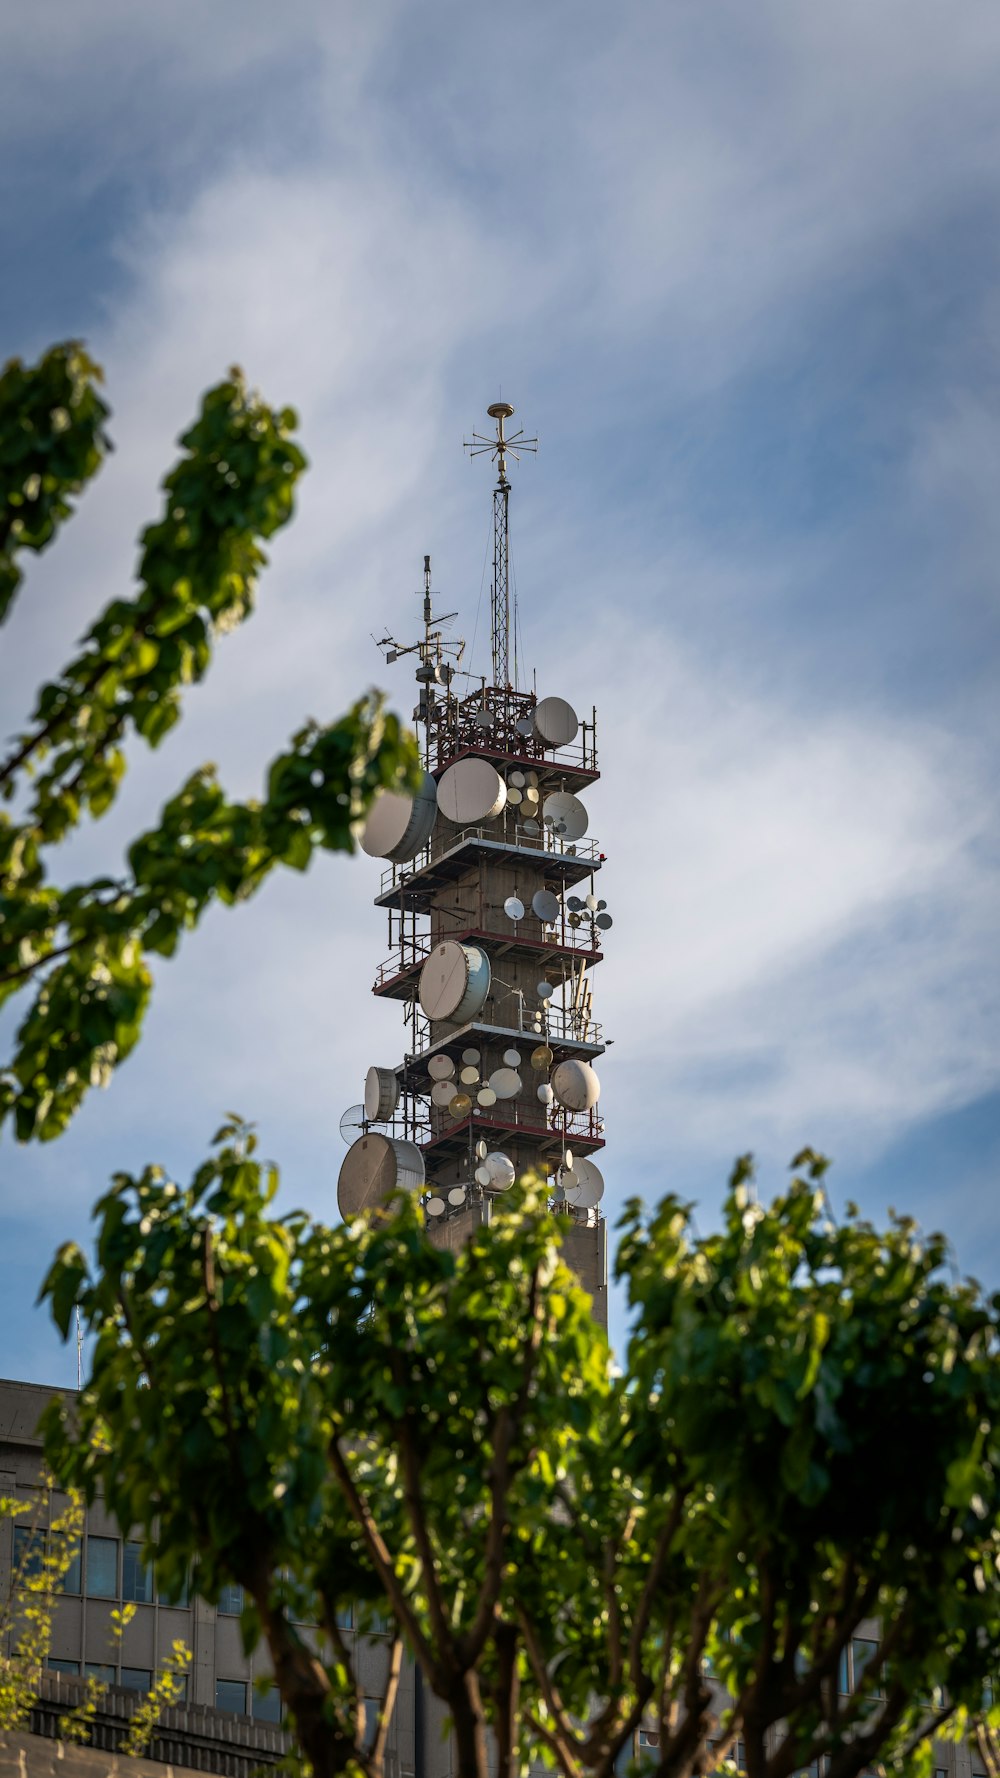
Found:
502,1047 -> 522,1067
489,1067 -> 522,1100
364,1066 -> 399,1124
551,1059 -> 600,1111
431,1080 -> 456,1108
509,770 -> 526,788
504,895 -> 525,922
449,1092 -> 472,1118
428,1052 -> 456,1080
537,1083 -> 554,1105
596,912 -> 613,930
522,818 -> 540,836
477,1087 -> 497,1107
426,1196 -> 446,1217
536,980 -> 554,1001
562,1157 -> 605,1209
585,893 -> 598,912
531,1044 -> 554,1070
462,1047 -> 481,1064
475,1166 -> 491,1187
460,1065 -> 480,1085
507,786 -> 523,806
476,1139 -> 488,1160
448,1186 -> 467,1206
566,895 -> 584,912
515,715 -> 534,737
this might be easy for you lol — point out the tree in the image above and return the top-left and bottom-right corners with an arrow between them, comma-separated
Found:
0,343 -> 420,1143
40,1132 -> 1000,1778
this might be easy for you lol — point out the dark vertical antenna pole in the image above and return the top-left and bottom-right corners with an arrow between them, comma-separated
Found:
464,401 -> 536,690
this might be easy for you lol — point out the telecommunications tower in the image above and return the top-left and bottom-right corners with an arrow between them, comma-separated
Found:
336,402 -> 610,1324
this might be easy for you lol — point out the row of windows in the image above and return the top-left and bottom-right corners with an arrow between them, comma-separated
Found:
13,1528 -> 184,1606
13,1530 -> 387,1631
45,1660 -> 282,1725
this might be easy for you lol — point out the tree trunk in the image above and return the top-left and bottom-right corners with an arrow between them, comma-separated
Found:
448,1670 -> 491,1778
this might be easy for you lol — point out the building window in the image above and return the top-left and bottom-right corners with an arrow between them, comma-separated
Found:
253,1683 -> 282,1724
851,1638 -> 884,1699
122,1543 -> 153,1604
47,1659 -> 80,1676
362,1699 -> 381,1751
85,1663 -> 116,1685
216,1679 -> 247,1716
86,1536 -> 118,1598
12,1525 -> 45,1581
157,1568 -> 190,1608
54,1534 -> 82,1596
121,1668 -> 153,1693
335,1602 -> 354,1630
217,1582 -> 244,1616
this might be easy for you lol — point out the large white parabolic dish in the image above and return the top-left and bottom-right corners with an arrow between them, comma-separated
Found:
360,771 -> 437,862
337,1134 -> 425,1219
364,1066 -> 399,1122
561,1156 -> 605,1209
437,758 -> 508,824
551,1058 -> 601,1112
419,942 -> 491,1023
542,791 -> 589,841
533,697 -> 579,747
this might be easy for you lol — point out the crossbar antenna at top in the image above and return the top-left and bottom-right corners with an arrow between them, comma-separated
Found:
464,401 -> 536,688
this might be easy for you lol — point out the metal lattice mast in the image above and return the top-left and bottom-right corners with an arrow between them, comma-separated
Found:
465,401 -> 536,688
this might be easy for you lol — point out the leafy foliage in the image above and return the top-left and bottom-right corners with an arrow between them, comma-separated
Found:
0,344 -> 421,1141
39,1136 -> 1000,1778
0,1483 -> 190,1754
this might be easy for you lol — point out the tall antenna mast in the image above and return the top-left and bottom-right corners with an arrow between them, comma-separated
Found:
464,401 -> 536,687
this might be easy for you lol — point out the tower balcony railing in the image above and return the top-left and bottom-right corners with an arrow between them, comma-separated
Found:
408,999 -> 604,1053
378,827 -> 604,899
373,916 -> 604,991
371,1097 -> 604,1154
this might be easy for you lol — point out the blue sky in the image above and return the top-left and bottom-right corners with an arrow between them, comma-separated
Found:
1,0 -> 998,1375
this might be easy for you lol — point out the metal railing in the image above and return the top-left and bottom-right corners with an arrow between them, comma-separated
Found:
373,916 -> 605,990
379,827 -> 603,899
408,1000 -> 603,1052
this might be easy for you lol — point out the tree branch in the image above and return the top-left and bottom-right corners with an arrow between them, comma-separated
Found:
370,1633 -> 403,1778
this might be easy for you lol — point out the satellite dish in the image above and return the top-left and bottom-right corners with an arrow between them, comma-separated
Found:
339,1104 -> 366,1144
532,888 -> 561,924
475,707 -> 494,730
509,771 -> 525,788
359,772 -> 438,862
448,1092 -> 472,1118
596,912 -> 613,930
448,1186 -> 467,1206
533,697 -> 579,748
522,787 -> 539,806
569,913 -> 583,928
531,1044 -> 554,1070
515,715 -> 534,737
426,1197 -> 446,1217
485,1152 -> 516,1191
437,758 -> 507,824
477,1087 -> 497,1107
504,895 -> 525,921
564,1149 -> 574,1170
536,980 -> 554,1001
537,1083 -> 554,1105
542,792 -> 588,841
566,895 -> 584,912
462,1047 -> 481,1064
597,899 -> 607,911
551,1059 -> 600,1112
562,1157 -> 605,1209
507,786 -> 523,806
476,1139 -> 488,1160
338,1135 -> 424,1219
586,893 -> 598,912
503,1048 -> 522,1067
431,1080 -> 456,1108
419,943 -> 491,1022
522,818 -> 540,837
428,1053 -> 456,1081
460,1065 -> 480,1086
364,1066 -> 399,1123
489,1068 -> 522,1100
525,771 -> 539,787
475,1166 -> 491,1187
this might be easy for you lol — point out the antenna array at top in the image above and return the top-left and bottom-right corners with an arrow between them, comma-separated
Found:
464,402 -> 536,689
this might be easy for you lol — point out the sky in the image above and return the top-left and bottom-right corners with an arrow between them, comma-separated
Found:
1,0 -> 998,1376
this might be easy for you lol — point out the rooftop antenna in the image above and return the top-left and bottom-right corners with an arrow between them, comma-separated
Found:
464,401 -> 536,688
373,555 -> 464,764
